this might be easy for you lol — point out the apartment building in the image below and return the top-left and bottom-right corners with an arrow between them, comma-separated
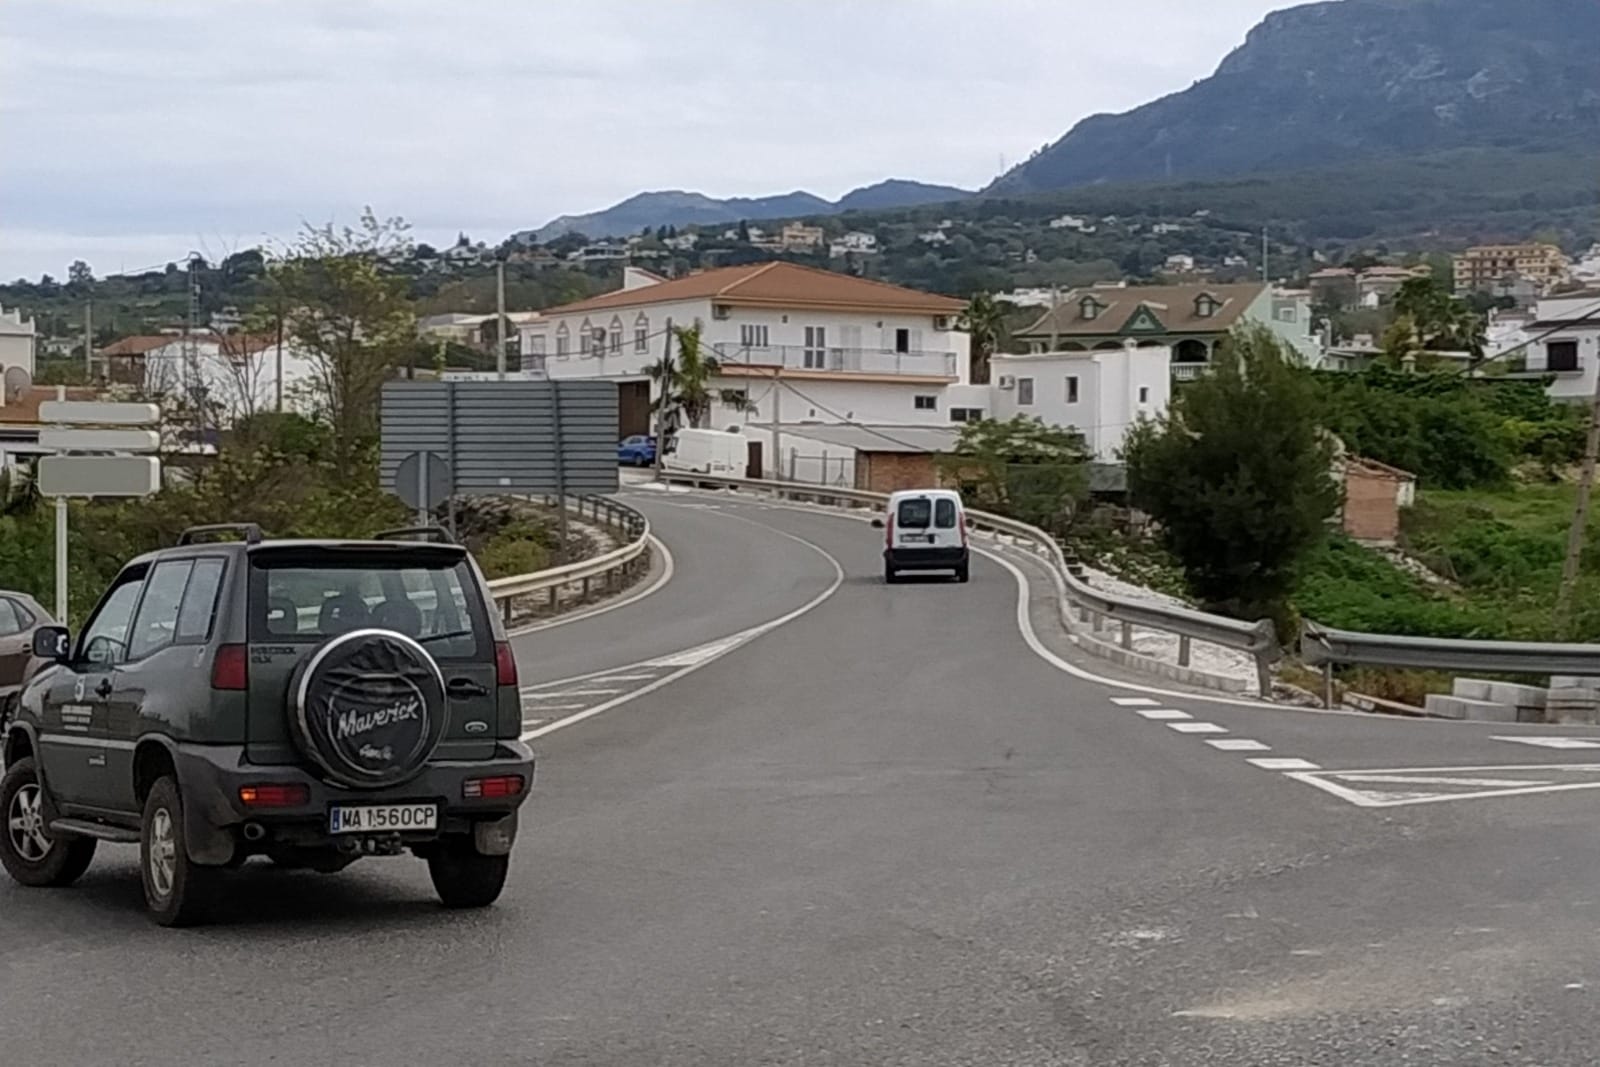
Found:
1453,243 -> 1570,297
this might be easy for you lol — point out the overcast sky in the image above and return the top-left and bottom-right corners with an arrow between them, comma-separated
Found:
1,0 -> 1301,280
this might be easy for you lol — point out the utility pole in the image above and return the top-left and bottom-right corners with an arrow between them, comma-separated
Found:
1555,361 -> 1600,633
1261,227 -> 1270,285
495,260 -> 508,380
274,311 -> 285,412
82,300 -> 92,381
770,366 -> 783,480
653,318 -> 672,480
1049,286 -> 1060,352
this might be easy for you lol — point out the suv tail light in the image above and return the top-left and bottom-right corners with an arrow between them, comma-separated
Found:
463,774 -> 525,799
885,511 -> 894,547
211,644 -> 248,690
239,783 -> 309,807
960,512 -> 969,547
494,641 -> 518,687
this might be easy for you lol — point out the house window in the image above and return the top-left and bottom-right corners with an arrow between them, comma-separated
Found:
556,325 -> 570,357
1066,376 -> 1079,404
1017,377 -> 1035,406
803,326 -> 827,369
895,328 -> 911,353
914,395 -> 937,411
1548,340 -> 1580,372
1276,305 -> 1297,323
950,407 -> 984,423
1138,386 -> 1150,404
635,328 -> 649,353
579,321 -> 592,355
1195,296 -> 1218,319
1080,298 -> 1101,321
741,324 -> 769,349
529,336 -> 547,356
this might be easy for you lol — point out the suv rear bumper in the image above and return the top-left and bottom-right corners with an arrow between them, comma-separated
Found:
885,546 -> 969,570
171,741 -> 535,865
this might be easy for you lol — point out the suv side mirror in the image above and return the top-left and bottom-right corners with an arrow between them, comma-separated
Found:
870,518 -> 885,529
33,625 -> 71,663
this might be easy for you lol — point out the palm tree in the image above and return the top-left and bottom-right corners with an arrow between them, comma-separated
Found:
646,324 -> 734,430
960,292 -> 1005,385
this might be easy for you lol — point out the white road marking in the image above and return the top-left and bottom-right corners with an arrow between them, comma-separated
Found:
1207,739 -> 1270,752
1249,758 -> 1321,771
1110,697 -> 1162,707
522,702 -> 584,713
586,673 -> 658,683
1168,722 -> 1228,734
1138,709 -> 1192,720
524,688 -> 622,698
1491,736 -> 1600,749
522,517 -> 846,741
1284,763 -> 1600,808
508,534 -> 675,636
646,636 -> 747,667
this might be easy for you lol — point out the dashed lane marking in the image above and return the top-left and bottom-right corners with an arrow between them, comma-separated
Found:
1138,709 -> 1192,721
1248,758 -> 1321,771
1168,722 -> 1228,734
523,688 -> 622,698
1491,736 -> 1600,750
1207,739 -> 1271,752
1110,697 -> 1162,707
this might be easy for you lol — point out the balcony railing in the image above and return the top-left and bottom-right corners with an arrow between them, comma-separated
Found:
712,344 -> 958,379
1171,363 -> 1208,381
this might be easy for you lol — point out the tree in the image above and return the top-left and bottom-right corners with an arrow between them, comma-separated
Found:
645,324 -> 724,429
67,260 -> 94,289
935,416 -> 1089,534
1394,276 -> 1484,361
737,219 -> 751,243
960,292 -> 1005,385
1123,325 -> 1341,633
266,208 -> 416,477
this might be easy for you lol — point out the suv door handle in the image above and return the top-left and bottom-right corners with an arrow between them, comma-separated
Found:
446,678 -> 489,698
95,679 -> 113,699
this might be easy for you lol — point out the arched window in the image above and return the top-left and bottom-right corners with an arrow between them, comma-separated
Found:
555,322 -> 570,357
609,316 -> 624,355
634,313 -> 650,353
580,318 -> 593,355
1079,296 -> 1103,321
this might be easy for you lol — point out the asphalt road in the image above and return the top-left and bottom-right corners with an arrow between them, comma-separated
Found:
7,490 -> 1600,1064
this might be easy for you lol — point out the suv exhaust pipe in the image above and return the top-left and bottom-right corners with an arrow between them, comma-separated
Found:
241,822 -> 266,842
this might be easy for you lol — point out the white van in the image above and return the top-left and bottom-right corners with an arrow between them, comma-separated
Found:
872,488 -> 970,583
662,428 -> 745,476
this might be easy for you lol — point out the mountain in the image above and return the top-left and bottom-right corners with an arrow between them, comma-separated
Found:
988,0 -> 1600,194
528,179 -> 970,242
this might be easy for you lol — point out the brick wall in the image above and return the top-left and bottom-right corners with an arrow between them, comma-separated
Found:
856,452 -> 942,494
1343,464 -> 1400,544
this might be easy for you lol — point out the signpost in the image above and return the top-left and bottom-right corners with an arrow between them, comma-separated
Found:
393,451 -> 452,527
37,395 -> 161,622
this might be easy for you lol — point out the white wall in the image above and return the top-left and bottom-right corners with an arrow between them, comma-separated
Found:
712,376 -> 954,430
705,306 -> 970,382
141,339 -> 320,421
522,298 -> 710,381
0,306 -> 36,379
989,343 -> 1170,461
1530,294 -> 1600,402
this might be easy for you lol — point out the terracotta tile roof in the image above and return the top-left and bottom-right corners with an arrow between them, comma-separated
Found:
97,335 -> 180,357
0,385 -> 97,426
1016,283 -> 1266,338
542,261 -> 966,316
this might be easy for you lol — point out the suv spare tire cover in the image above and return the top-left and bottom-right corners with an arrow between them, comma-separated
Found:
290,629 -> 448,789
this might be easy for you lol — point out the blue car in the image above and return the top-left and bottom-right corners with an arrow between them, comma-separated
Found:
617,434 -> 657,466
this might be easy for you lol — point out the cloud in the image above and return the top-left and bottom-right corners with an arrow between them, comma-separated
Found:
0,0 -> 1293,278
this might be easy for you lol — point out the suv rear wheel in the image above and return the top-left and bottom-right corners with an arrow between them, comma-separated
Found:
426,835 -> 509,908
0,758 -> 96,888
141,776 -> 221,926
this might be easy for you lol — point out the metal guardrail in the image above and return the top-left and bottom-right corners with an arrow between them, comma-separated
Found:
1302,622 -> 1600,676
485,495 -> 650,623
656,472 -> 1279,692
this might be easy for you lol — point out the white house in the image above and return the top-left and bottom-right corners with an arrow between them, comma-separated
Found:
98,332 -> 319,421
1049,215 -> 1095,233
917,230 -> 948,246
520,261 -> 970,474
988,342 -> 1170,462
0,306 -> 37,382
829,231 -> 878,257
1526,290 -> 1600,403
1164,254 -> 1197,274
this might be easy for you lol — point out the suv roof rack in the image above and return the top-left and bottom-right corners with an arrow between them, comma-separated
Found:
177,523 -> 264,546
372,525 -> 456,545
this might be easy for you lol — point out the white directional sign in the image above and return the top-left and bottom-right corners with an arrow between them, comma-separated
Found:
38,456 -> 162,497
38,400 -> 159,426
38,428 -> 161,452
1286,763 -> 1600,808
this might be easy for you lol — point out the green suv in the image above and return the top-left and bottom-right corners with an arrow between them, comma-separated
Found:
0,524 -> 534,926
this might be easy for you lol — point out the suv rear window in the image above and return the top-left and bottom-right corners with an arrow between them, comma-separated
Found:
249,555 -> 486,659
934,499 -> 957,529
896,498 -> 932,529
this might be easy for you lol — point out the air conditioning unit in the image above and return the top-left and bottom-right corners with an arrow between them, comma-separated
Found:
712,304 -> 731,320
997,375 -> 1017,389
934,315 -> 952,330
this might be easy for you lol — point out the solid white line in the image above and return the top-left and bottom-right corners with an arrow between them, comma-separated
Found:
1138,709 -> 1193,721
524,688 -> 621,698
1490,736 -> 1600,749
1110,696 -> 1162,707
522,518 -> 846,741
521,703 -> 585,713
507,534 -> 676,637
1207,739 -> 1271,752
1168,722 -> 1228,734
1335,773 -> 1550,788
585,673 -> 657,682
1249,758 -> 1321,771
